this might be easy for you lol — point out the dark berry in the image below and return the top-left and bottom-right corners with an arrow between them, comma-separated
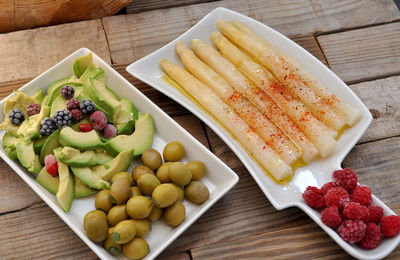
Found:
40,117 -> 56,136
368,206 -> 384,224
61,85 -> 75,99
333,168 -> 358,192
321,206 -> 342,228
89,111 -> 107,130
79,124 -> 92,132
343,202 -> 369,222
53,109 -> 72,128
27,103 -> 41,116
44,154 -> 58,177
360,222 -> 382,249
103,124 -> 117,139
380,215 -> 400,237
70,109 -> 83,123
80,99 -> 96,115
8,108 -> 25,125
303,186 -> 325,209
325,187 -> 349,209
350,186 -> 372,206
66,99 -> 80,110
338,219 -> 366,243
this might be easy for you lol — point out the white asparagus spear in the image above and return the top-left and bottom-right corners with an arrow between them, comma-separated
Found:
229,19 -> 361,126
175,41 -> 301,165
159,59 -> 292,181
191,38 -> 337,157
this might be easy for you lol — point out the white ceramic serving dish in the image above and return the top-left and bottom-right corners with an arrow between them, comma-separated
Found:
0,48 -> 239,260
126,7 -> 400,259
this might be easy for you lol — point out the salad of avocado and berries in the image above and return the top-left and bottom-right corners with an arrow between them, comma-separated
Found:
0,53 -> 155,213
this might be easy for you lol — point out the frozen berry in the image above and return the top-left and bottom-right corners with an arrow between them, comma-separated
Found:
368,206 -> 384,224
80,99 -> 96,115
360,223 -> 382,249
89,111 -> 107,130
66,99 -> 80,110
40,117 -> 56,136
44,154 -> 58,177
27,103 -> 41,116
321,206 -> 342,228
70,109 -> 83,123
321,182 -> 337,195
61,85 -> 74,99
351,186 -> 372,206
53,109 -> 72,128
303,186 -> 325,209
380,215 -> 400,237
338,219 -> 366,243
325,187 -> 349,209
79,123 -> 92,132
333,168 -> 358,192
103,124 -> 117,139
343,202 -> 369,222
8,108 -> 25,125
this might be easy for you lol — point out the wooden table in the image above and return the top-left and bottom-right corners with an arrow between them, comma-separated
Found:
1,0 -> 400,259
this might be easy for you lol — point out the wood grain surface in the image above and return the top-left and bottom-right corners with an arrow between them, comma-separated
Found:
126,0 -> 216,14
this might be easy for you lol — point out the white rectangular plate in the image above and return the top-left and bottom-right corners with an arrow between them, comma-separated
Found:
0,48 -> 239,260
126,7 -> 400,259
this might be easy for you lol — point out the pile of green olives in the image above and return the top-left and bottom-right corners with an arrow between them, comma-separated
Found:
83,141 -> 210,260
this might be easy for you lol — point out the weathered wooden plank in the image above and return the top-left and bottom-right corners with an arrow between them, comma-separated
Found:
0,19 -> 111,84
318,22 -> 400,83
126,0 -> 216,14
102,0 -> 400,64
157,252 -> 191,260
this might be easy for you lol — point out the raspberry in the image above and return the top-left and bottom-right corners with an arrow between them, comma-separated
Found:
70,109 -> 83,123
103,124 -> 117,139
351,186 -> 372,206
27,103 -> 41,116
8,108 -> 25,125
44,154 -> 58,176
66,99 -> 80,110
89,111 -> 107,130
333,168 -> 358,192
321,206 -> 342,228
321,182 -> 337,195
368,206 -> 384,224
303,186 -> 325,209
79,123 -> 92,132
338,220 -> 366,243
325,187 -> 349,209
380,215 -> 400,237
61,85 -> 74,99
360,223 -> 382,249
343,202 -> 369,222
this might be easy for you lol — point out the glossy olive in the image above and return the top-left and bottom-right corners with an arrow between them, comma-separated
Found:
151,183 -> 178,208
147,206 -> 163,222
111,220 -> 137,244
186,161 -> 206,181
110,178 -> 131,204
95,190 -> 113,213
137,173 -> 161,196
163,201 -> 186,227
172,184 -> 184,201
107,204 -> 128,227
184,181 -> 210,204
126,196 -> 152,219
104,236 -> 121,256
163,141 -> 184,162
169,162 -> 192,186
156,162 -> 173,183
131,165 -> 154,182
123,238 -> 149,260
132,219 -> 151,238
84,210 -> 109,242
111,171 -> 133,185
141,148 -> 162,170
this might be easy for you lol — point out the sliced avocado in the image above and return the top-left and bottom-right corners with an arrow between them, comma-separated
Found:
6,146 -> 17,160
45,82 -> 82,107
106,87 -> 121,101
116,97 -> 138,135
59,146 -> 113,167
50,96 -> 66,117
46,76 -> 75,95
16,141 -> 42,175
32,89 -> 44,104
103,113 -> 154,157
70,167 -> 110,190
73,53 -> 95,78
33,136 -> 47,154
17,105 -> 50,142
40,129 -> 61,164
74,176 -> 97,198
36,166 -> 59,195
2,132 -> 19,147
59,127 -> 102,151
92,149 -> 134,181
54,148 -> 74,213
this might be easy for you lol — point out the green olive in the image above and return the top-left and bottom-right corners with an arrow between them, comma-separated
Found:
107,205 -> 128,227
163,201 -> 186,227
147,206 -> 163,222
95,190 -> 113,213
126,196 -> 152,219
186,161 -> 206,180
152,183 -> 178,208
156,162 -> 173,183
172,184 -> 184,201
111,171 -> 133,184
163,141 -> 184,161
169,162 -> 192,186
141,148 -> 162,170
104,236 -> 122,256
131,219 -> 151,238
131,165 -> 154,182
137,173 -> 161,196
184,181 -> 210,204
123,238 -> 149,260
84,210 -> 109,242
111,220 -> 137,244
108,227 -> 116,237
130,186 -> 142,197
110,178 -> 131,204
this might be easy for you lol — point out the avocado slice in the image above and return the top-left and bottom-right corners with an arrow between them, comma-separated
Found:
2,132 -> 19,147
92,149 -> 134,181
32,89 -> 44,104
59,127 -> 102,151
115,97 -> 138,135
103,113 -> 154,157
36,166 -> 59,195
16,141 -> 42,175
59,146 -> 113,167
73,53 -> 95,78
54,147 -> 74,213
70,166 -> 110,190
45,82 -> 82,107
50,87 -> 84,117
6,147 -> 17,160
40,129 -> 61,164
17,105 -> 50,142
33,136 -> 47,154
74,176 -> 96,198
46,76 -> 76,96
106,87 -> 121,101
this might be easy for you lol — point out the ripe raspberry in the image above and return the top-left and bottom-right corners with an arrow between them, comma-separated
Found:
66,99 -> 80,110
351,186 -> 372,206
79,123 -> 92,132
380,215 -> 400,237
27,103 -> 41,116
44,154 -> 58,176
338,220 -> 366,243
70,109 -> 83,123
368,206 -> 384,224
303,186 -> 325,209
321,182 -> 337,195
325,187 -> 349,209
61,85 -> 74,99
360,223 -> 382,249
321,206 -> 342,228
343,202 -> 369,222
333,168 -> 358,192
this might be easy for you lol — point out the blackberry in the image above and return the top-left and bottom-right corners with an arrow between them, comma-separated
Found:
70,109 -> 83,123
61,85 -> 75,99
27,103 -> 41,116
80,99 -> 96,115
40,117 -> 56,135
53,109 -> 72,128
66,99 -> 80,110
8,108 -> 25,125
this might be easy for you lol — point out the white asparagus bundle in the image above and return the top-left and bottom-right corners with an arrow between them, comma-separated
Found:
175,41 -> 301,165
227,19 -> 361,126
159,59 -> 292,181
191,38 -> 337,157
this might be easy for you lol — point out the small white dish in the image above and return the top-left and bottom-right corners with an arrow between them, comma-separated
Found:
0,48 -> 239,260
127,7 -> 400,259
